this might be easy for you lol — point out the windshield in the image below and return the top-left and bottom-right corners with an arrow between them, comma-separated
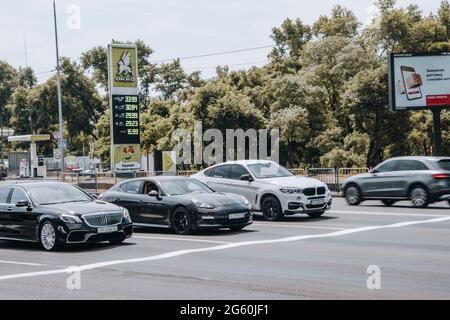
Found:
438,160 -> 450,171
28,184 -> 93,205
161,179 -> 213,195
247,162 -> 293,179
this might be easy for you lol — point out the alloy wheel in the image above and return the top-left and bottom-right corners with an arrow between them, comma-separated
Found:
345,186 -> 361,206
172,209 -> 192,234
262,197 -> 282,220
40,222 -> 56,251
410,187 -> 428,208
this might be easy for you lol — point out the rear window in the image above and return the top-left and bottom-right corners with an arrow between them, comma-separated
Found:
438,160 -> 450,171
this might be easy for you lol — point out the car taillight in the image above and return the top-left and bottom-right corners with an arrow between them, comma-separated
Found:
432,173 -> 450,180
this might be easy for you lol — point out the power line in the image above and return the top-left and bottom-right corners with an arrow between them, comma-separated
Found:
184,60 -> 269,71
151,45 -> 274,63
35,69 -> 55,75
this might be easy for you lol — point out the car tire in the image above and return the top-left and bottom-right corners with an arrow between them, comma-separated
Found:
345,185 -> 362,206
39,221 -> 60,251
171,207 -> 193,235
261,196 -> 283,221
109,238 -> 125,245
381,200 -> 396,206
410,186 -> 429,208
307,211 -> 325,218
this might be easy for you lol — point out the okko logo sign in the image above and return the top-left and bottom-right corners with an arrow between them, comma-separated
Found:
108,44 -> 141,171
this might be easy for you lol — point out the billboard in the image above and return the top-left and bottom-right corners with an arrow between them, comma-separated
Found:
108,44 -> 141,171
389,53 -> 450,111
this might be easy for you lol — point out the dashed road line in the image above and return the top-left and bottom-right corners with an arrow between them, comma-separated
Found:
253,223 -> 346,231
133,236 -> 231,244
328,210 -> 446,218
0,216 -> 449,281
0,260 -> 48,267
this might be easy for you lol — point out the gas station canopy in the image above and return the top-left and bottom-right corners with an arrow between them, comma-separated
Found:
7,134 -> 51,143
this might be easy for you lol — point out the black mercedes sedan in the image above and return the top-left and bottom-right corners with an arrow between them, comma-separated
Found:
0,182 -> 133,251
99,176 -> 253,234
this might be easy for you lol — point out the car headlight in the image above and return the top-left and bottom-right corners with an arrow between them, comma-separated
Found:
192,199 -> 215,209
122,208 -> 131,220
280,187 -> 303,194
240,195 -> 251,207
60,214 -> 82,224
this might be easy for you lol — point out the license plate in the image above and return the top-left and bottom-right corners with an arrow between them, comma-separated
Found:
229,213 -> 246,219
311,199 -> 325,205
97,226 -> 118,233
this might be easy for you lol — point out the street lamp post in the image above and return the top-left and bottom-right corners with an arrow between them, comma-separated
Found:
53,0 -> 65,180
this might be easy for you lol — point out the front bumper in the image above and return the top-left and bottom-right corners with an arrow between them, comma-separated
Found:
194,210 -> 253,229
57,222 -> 133,244
282,194 -> 333,215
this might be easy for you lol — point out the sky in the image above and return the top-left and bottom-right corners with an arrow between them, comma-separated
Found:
0,0 -> 444,82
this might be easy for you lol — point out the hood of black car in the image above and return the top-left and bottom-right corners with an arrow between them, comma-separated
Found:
185,192 -> 245,207
42,200 -> 122,216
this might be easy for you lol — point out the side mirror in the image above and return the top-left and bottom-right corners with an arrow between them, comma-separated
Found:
148,190 -> 159,197
240,174 -> 254,182
16,200 -> 30,207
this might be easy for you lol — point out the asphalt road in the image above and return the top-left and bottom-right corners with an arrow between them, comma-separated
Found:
0,197 -> 449,300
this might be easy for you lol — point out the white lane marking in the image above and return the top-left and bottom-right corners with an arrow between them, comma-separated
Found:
0,260 -> 47,267
133,236 -> 231,244
0,216 -> 449,281
329,210 -> 446,218
253,223 -> 345,231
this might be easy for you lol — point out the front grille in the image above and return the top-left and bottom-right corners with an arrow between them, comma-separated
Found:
82,212 -> 123,227
303,188 -> 316,196
317,187 -> 326,195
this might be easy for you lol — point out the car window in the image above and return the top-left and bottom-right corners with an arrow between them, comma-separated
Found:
143,181 -> 159,194
229,165 -> 250,180
0,188 -> 11,204
204,168 -> 214,177
120,181 -> 142,194
9,188 -> 29,204
438,160 -> 450,171
397,160 -> 428,171
211,165 -> 230,178
376,160 -> 398,172
160,179 -> 213,195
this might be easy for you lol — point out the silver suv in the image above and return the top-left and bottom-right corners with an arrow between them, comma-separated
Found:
342,156 -> 450,208
192,160 -> 332,220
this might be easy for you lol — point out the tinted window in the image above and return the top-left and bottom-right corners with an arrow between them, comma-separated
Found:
160,179 -> 212,195
229,165 -> 249,180
397,160 -> 428,171
247,162 -> 293,179
204,168 -> 214,177
438,160 -> 450,171
121,181 -> 142,194
211,165 -> 230,178
0,188 -> 11,203
376,161 -> 398,172
10,188 -> 29,204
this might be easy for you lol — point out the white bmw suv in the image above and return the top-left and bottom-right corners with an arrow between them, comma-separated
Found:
192,160 -> 332,220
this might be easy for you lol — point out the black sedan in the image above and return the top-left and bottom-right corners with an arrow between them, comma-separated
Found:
99,176 -> 253,234
0,182 -> 133,251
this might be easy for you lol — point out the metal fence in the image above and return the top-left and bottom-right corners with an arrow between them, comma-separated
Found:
23,167 -> 369,194
289,167 -> 369,192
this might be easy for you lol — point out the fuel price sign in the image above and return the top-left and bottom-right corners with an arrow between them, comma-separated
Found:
112,94 -> 140,144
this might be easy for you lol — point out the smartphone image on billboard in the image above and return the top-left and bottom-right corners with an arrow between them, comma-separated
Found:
400,66 -> 423,100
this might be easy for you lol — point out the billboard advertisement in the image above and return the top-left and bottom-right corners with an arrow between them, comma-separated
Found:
113,144 -> 141,171
389,53 -> 450,111
108,44 -> 141,171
